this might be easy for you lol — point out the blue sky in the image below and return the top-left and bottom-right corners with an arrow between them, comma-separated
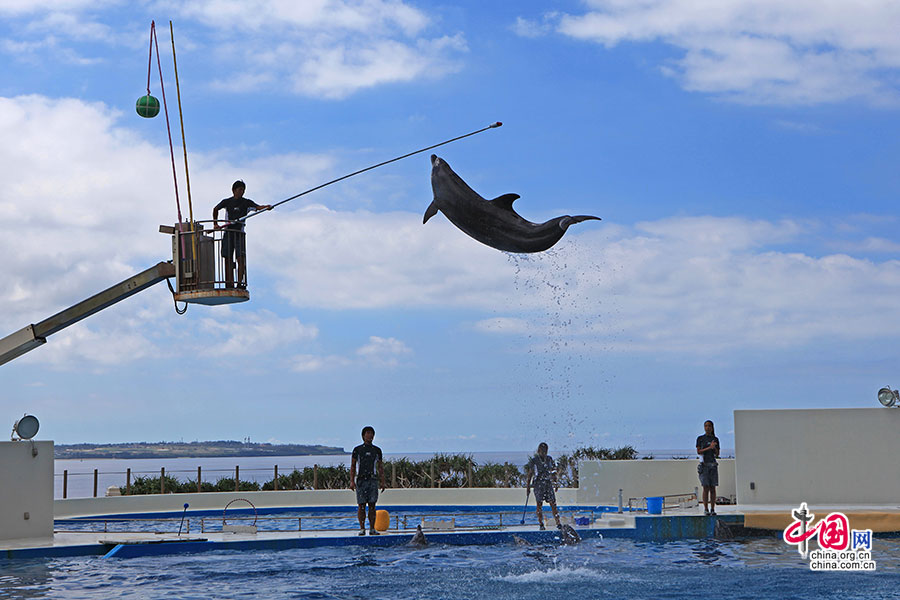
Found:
2,0 -> 900,454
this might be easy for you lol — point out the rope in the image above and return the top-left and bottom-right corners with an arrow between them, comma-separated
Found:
239,122 -> 502,224
148,21 -> 184,228
166,277 -> 188,315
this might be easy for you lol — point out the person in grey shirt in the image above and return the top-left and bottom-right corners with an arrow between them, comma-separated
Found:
526,442 -> 561,530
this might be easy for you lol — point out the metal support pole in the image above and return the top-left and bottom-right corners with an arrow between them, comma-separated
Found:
467,461 -> 474,488
126,468 -> 131,495
63,470 -> 68,499
161,467 -> 166,494
235,465 -> 239,492
197,466 -> 202,493
93,469 -> 98,497
313,464 -> 318,490
274,465 -> 279,490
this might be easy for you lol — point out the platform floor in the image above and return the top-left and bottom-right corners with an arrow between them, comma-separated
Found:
8,502 -> 897,560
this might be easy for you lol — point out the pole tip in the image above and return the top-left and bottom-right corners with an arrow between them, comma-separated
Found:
184,503 -> 189,509
491,122 -> 502,128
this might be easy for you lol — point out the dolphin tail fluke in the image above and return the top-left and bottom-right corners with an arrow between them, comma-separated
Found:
423,201 -> 439,224
559,215 -> 601,230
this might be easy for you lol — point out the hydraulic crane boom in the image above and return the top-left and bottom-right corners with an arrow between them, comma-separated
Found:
0,261 -> 175,366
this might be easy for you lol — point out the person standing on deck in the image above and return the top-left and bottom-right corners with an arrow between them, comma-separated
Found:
350,426 -> 385,536
525,442 -> 562,530
213,180 -> 271,289
696,420 -> 720,516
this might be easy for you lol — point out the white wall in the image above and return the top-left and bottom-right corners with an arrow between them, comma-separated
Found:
56,487 -> 580,518
0,441 -> 53,542
735,408 -> 900,506
576,459 -> 736,507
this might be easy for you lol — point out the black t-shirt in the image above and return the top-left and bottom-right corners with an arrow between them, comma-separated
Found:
214,197 -> 260,230
527,454 -> 555,484
352,443 -> 383,481
696,434 -> 720,463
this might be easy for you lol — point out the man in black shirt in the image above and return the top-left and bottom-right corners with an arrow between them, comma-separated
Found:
350,425 -> 385,536
213,180 -> 271,288
695,419 -> 720,516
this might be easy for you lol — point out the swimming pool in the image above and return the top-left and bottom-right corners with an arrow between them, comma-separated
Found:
1,537 -> 897,599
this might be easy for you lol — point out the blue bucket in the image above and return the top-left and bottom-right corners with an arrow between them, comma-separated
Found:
646,496 -> 664,515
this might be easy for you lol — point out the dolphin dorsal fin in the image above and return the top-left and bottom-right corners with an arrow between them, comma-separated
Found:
490,193 -> 520,211
423,200 -> 439,224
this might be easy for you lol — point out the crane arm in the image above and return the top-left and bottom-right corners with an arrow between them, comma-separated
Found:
0,261 -> 175,366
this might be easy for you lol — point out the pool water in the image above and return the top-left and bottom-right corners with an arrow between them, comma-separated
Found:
2,537 -> 898,599
54,507 -> 570,535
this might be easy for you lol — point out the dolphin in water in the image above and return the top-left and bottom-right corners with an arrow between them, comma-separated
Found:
558,524 -> 581,545
424,155 -> 601,253
408,524 -> 428,548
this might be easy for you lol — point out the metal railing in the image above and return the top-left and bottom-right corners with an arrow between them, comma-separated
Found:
627,492 -> 699,512
55,459 -> 500,499
173,220 -> 249,292
55,509 -> 600,536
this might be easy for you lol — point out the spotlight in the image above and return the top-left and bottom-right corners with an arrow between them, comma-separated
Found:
877,387 -> 899,408
11,414 -> 39,441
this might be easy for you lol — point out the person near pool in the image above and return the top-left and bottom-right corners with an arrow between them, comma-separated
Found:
696,420 -> 720,516
525,442 -> 562,530
350,426 -> 385,536
213,180 -> 271,289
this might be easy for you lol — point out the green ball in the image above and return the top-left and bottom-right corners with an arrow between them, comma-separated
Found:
136,95 -> 160,118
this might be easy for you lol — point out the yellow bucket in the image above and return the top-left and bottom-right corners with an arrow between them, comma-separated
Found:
374,509 -> 390,531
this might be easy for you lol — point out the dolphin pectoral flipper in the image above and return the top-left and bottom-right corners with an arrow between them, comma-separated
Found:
490,193 -> 520,211
423,200 -> 439,224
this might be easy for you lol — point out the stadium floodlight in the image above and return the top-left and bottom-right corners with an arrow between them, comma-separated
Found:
877,387 -> 899,408
11,414 -> 39,441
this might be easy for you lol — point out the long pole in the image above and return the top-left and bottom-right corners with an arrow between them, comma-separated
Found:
170,21 -> 198,271
240,122 -> 502,223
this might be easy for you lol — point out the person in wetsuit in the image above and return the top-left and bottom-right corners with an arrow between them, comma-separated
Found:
350,425 -> 386,535
213,180 -> 271,288
696,419 -> 720,516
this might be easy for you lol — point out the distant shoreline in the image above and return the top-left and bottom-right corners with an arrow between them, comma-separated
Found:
54,441 -> 348,460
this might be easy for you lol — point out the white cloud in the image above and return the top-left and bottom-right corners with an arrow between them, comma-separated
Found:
6,93 -> 900,371
473,317 -> 530,334
356,335 -> 411,366
506,217 -> 900,354
179,0 -> 466,99
288,336 -> 410,371
2,1 -> 467,99
254,205 -> 513,310
195,309 -> 318,357
545,0 -> 900,105
511,15 -> 557,39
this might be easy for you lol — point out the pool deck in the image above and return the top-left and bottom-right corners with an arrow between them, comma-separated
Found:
2,506 -> 739,559
6,502 -> 898,560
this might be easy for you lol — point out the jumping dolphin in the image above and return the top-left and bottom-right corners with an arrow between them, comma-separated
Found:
558,524 -> 581,545
408,524 -> 428,548
424,155 -> 601,253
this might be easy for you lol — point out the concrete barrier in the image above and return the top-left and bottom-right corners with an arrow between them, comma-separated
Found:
576,459 -> 735,507
0,441 -> 53,542
55,487 -> 580,518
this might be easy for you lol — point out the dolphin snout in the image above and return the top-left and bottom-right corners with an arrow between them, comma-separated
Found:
431,154 -> 440,167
